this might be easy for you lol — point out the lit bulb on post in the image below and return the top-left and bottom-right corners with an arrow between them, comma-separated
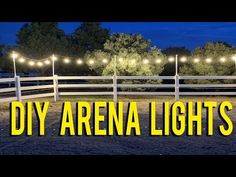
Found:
11,51 -> 18,59
51,55 -> 57,61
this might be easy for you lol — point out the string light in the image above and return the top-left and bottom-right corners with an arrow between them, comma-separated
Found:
44,60 -> 51,65
220,57 -> 226,63
37,62 -> 43,67
131,59 -> 136,64
143,59 -> 149,64
156,58 -> 162,63
180,57 -> 187,62
206,58 -> 212,63
168,57 -> 175,62
193,58 -> 200,63
88,59 -> 94,65
29,61 -> 35,66
102,59 -> 108,63
77,59 -> 83,65
63,58 -> 70,64
11,51 -> 18,59
19,57 -> 25,63
11,51 -> 236,69
118,57 -> 123,62
232,55 -> 236,61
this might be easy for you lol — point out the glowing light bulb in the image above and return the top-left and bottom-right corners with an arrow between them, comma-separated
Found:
29,61 -> 35,66
88,59 -> 94,65
232,55 -> 236,61
168,57 -> 175,62
131,59 -> 136,64
37,62 -> 43,67
51,55 -> 57,61
11,51 -> 18,59
193,58 -> 200,63
155,59 -> 162,64
64,58 -> 70,64
220,57 -> 226,63
118,57 -> 123,62
102,59 -> 108,63
180,57 -> 187,62
19,57 -> 25,63
44,60 -> 51,65
77,59 -> 83,65
143,59 -> 149,64
206,58 -> 212,63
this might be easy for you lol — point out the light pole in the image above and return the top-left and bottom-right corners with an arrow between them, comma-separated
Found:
11,51 -> 18,77
113,55 -> 117,103
52,54 -> 57,76
113,55 -> 117,76
175,54 -> 178,76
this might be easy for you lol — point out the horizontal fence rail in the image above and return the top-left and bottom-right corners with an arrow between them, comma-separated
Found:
1,75 -> 236,103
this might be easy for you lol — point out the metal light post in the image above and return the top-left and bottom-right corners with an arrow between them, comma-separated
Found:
175,54 -> 179,100
175,54 -> 178,76
52,54 -> 56,76
113,55 -> 117,103
113,55 -> 117,76
11,51 -> 18,77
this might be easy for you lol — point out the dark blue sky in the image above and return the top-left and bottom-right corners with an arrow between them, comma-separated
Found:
0,22 -> 236,50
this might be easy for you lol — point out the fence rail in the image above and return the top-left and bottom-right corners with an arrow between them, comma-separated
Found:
1,75 -> 236,103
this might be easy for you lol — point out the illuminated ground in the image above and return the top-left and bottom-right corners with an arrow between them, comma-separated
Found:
0,96 -> 236,155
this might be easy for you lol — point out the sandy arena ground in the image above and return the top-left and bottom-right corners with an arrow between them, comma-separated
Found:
0,96 -> 236,155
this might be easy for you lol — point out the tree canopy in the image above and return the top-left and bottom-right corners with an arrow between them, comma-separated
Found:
87,33 -> 166,77
72,22 -> 110,55
16,22 -> 69,58
180,42 -> 236,83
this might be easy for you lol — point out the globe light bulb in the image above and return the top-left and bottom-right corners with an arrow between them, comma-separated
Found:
168,57 -> 175,62
77,59 -> 83,65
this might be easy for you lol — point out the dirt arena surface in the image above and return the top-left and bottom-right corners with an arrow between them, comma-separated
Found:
0,96 -> 236,155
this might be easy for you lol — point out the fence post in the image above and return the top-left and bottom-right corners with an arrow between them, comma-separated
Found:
15,76 -> 22,101
53,75 -> 59,102
113,75 -> 117,103
175,75 -> 179,100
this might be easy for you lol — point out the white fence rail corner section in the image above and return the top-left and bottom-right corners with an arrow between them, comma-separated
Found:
1,75 -> 236,103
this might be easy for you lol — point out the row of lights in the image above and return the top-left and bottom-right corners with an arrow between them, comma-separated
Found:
12,52 -> 236,68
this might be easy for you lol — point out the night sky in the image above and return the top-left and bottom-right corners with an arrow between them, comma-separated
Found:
0,22 -> 236,50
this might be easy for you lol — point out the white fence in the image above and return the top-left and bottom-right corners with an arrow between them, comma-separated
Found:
1,75 -> 236,103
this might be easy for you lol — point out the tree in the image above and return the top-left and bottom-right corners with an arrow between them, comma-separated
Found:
72,22 -> 110,55
16,22 -> 76,75
180,42 -> 236,84
161,47 -> 191,76
0,45 -> 16,74
17,22 -> 69,57
85,33 -> 166,90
